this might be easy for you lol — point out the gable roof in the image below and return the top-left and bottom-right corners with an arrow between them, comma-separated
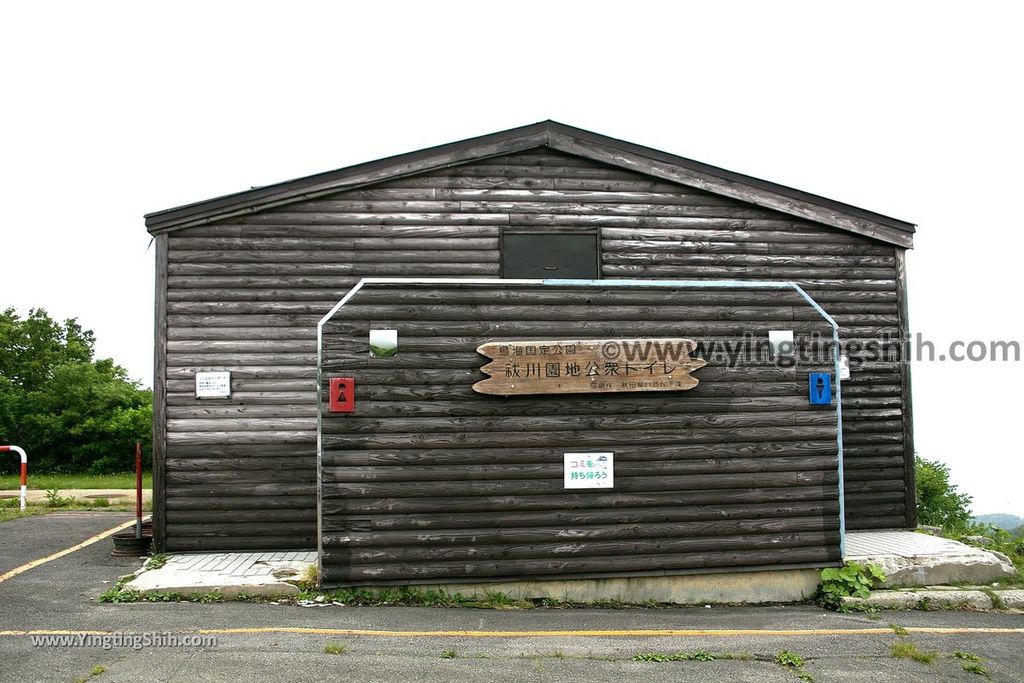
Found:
145,120 -> 915,247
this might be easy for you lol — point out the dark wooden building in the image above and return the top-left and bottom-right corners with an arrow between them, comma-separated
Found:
146,121 -> 916,577
318,279 -> 843,585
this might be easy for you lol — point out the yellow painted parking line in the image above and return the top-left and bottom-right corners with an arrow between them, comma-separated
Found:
2,626 -> 1022,638
0,630 -> 111,637
0,517 -> 146,584
196,626 -> 1024,637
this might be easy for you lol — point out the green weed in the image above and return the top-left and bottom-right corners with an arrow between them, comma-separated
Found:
890,641 -> 937,664
961,662 -> 988,676
816,561 -> 886,609
144,553 -> 168,570
775,650 -> 806,668
44,488 -> 74,507
953,651 -> 982,663
632,650 -> 718,662
980,588 -> 1006,610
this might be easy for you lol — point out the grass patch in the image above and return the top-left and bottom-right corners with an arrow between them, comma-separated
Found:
297,586 -> 534,609
632,650 -> 748,662
98,584 -> 223,604
914,595 -> 977,611
0,472 -> 153,491
980,588 -> 1006,610
323,642 -> 347,655
478,590 -> 532,609
297,563 -> 319,588
0,496 -> 149,522
835,601 -> 883,616
74,664 -> 107,682
98,586 -> 142,603
890,641 -> 937,664
296,585 -> 681,610
0,506 -> 48,523
952,651 -> 989,676
960,661 -> 989,676
890,624 -> 909,636
440,649 -> 458,659
144,554 -> 168,570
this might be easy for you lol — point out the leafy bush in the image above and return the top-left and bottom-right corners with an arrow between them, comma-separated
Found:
817,561 -> 887,609
44,488 -> 74,507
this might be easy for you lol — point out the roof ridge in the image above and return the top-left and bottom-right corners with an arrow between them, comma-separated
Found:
145,121 -> 914,247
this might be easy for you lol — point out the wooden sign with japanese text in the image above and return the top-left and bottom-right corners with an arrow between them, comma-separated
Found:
472,338 -> 707,396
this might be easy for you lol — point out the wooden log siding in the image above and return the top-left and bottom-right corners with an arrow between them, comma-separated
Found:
158,147 -> 911,552
318,282 -> 841,585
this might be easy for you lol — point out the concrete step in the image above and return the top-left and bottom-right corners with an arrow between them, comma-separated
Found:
843,587 -> 1024,611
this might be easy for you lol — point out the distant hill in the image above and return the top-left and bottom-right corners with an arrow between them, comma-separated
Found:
973,513 -> 1024,530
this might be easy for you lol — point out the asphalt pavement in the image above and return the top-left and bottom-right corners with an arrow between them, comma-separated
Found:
1,512 -> 1022,682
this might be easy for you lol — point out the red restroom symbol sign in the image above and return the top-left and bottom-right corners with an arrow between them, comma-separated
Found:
328,377 -> 355,413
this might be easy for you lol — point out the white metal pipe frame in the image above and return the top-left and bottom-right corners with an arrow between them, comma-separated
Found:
1,445 -> 28,511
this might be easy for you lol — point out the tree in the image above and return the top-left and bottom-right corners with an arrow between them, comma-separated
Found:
915,456 -> 973,532
0,308 -> 94,388
0,307 -> 151,474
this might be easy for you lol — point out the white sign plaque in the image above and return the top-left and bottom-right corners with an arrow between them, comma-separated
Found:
564,452 -> 614,489
195,371 -> 231,399
768,330 -> 795,356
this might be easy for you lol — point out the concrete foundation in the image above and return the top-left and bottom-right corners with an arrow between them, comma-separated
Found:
399,569 -> 823,605
125,551 -> 314,598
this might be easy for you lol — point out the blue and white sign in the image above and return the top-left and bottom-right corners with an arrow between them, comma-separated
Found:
564,452 -> 614,489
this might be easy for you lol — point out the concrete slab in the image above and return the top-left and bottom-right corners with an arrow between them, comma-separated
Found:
842,587 -> 1024,611
120,530 -> 1017,604
124,550 -> 316,598
844,530 -> 1017,587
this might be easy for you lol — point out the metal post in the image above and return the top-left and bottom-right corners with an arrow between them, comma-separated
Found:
1,446 -> 28,512
135,442 -> 143,539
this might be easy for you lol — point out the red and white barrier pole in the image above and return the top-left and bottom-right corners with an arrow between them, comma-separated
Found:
1,445 -> 28,511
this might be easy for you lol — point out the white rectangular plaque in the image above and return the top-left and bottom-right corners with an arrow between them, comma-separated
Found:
839,354 -> 851,380
768,330 -> 795,356
564,452 -> 614,489
195,371 -> 231,399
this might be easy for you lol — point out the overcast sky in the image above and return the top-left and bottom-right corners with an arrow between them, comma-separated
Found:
2,2 -> 1021,516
